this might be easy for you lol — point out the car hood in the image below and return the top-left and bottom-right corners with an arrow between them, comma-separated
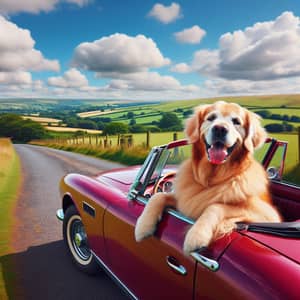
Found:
243,230 -> 300,264
95,166 -> 141,193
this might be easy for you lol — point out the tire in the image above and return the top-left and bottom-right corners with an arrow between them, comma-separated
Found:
63,205 -> 100,275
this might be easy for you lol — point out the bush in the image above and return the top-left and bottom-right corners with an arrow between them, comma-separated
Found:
255,110 -> 272,118
103,122 -> 129,135
158,112 -> 183,131
0,114 -> 47,142
130,124 -> 147,133
265,123 -> 294,133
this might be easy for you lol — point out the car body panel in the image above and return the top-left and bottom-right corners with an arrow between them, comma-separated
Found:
104,200 -> 196,299
242,230 -> 300,264
198,235 -> 300,300
58,138 -> 300,299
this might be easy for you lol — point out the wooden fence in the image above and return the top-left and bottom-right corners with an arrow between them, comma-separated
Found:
45,131 -> 180,149
41,128 -> 300,163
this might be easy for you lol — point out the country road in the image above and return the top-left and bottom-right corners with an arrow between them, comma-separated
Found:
5,145 -> 129,300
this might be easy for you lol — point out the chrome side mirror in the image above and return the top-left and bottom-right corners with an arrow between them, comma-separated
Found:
267,166 -> 280,180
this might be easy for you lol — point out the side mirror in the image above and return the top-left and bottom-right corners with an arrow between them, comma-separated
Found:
267,166 -> 280,180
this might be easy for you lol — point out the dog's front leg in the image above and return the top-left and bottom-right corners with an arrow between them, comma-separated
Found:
135,193 -> 175,242
183,204 -> 243,255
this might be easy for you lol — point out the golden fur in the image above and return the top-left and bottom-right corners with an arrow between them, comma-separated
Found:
135,101 -> 281,254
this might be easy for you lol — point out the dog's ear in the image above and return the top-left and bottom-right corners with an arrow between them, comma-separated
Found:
185,104 -> 210,143
244,110 -> 267,152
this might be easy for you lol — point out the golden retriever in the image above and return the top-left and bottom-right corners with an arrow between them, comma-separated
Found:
135,101 -> 281,254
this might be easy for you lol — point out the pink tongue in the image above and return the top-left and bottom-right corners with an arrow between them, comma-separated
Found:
208,147 -> 227,164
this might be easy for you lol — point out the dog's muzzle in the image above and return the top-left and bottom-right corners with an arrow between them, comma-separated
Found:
205,125 -> 236,164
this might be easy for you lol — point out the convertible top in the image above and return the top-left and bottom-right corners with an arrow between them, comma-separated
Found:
237,221 -> 300,238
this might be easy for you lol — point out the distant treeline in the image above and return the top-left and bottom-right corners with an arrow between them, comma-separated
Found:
0,114 -> 47,142
51,111 -> 183,134
255,110 -> 300,123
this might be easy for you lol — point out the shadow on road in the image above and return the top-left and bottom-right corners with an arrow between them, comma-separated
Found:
0,240 -> 128,300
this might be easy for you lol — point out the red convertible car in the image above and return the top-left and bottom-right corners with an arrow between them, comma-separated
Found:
56,138 -> 300,300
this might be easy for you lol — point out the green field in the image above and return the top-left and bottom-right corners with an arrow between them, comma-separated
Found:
81,94 -> 300,129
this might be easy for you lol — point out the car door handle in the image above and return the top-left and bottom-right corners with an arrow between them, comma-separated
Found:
166,256 -> 187,276
190,251 -> 219,272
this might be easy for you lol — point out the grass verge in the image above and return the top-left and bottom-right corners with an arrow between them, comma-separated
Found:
33,142 -> 149,166
0,138 -> 21,300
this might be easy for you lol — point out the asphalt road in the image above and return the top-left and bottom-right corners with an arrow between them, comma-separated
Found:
5,144 -> 129,300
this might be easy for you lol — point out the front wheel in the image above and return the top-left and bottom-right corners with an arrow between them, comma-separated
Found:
63,205 -> 100,275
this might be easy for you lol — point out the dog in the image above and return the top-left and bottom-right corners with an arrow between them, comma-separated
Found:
135,101 -> 281,254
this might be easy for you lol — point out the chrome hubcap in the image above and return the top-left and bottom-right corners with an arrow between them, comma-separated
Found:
75,233 -> 83,248
70,219 -> 91,261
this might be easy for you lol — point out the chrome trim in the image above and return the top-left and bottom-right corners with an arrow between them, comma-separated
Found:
91,250 -> 137,300
190,251 -> 219,272
272,180 -> 300,189
166,256 -> 187,275
135,196 -> 194,225
83,201 -> 96,218
135,196 -> 148,205
56,209 -> 64,221
167,208 -> 194,225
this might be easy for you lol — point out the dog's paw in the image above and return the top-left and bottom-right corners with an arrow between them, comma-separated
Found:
134,214 -> 158,242
183,227 -> 211,255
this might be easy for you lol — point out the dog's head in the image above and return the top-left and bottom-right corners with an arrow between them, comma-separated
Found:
185,101 -> 267,165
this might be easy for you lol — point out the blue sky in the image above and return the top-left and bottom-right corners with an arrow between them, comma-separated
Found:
1,0 -> 300,100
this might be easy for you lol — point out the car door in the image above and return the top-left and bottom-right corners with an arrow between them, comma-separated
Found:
103,196 -> 196,300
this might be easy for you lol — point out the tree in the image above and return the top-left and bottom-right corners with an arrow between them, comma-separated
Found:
130,124 -> 146,133
0,114 -> 47,142
103,122 -> 129,135
127,111 -> 134,119
77,119 -> 98,130
255,110 -> 271,118
129,118 -> 136,126
158,112 -> 183,131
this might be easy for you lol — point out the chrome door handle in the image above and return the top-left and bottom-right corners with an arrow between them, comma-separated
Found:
166,256 -> 187,275
190,251 -> 219,272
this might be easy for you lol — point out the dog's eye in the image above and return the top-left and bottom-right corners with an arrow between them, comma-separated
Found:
232,118 -> 241,125
207,114 -> 217,122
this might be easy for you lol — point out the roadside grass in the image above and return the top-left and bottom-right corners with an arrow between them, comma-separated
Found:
37,142 -> 149,165
0,138 -> 21,299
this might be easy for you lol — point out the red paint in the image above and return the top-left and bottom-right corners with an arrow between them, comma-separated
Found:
59,138 -> 300,299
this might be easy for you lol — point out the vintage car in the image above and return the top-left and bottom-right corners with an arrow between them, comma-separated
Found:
56,138 -> 300,299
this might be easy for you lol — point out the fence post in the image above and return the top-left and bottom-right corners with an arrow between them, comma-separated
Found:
128,135 -> 133,147
173,132 -> 178,141
298,127 -> 300,163
146,131 -> 150,148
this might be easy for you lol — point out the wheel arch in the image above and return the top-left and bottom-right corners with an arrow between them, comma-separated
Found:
63,193 -> 76,213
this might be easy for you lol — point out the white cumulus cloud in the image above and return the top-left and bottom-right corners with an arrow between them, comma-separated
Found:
176,11 -> 300,83
72,33 -> 170,75
0,16 -> 59,73
174,25 -> 206,44
170,63 -> 191,73
0,0 -> 91,15
148,2 -> 181,24
108,71 -> 199,93
0,71 -> 32,85
48,68 -> 88,88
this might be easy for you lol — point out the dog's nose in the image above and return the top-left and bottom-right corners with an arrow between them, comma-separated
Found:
212,125 -> 228,139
